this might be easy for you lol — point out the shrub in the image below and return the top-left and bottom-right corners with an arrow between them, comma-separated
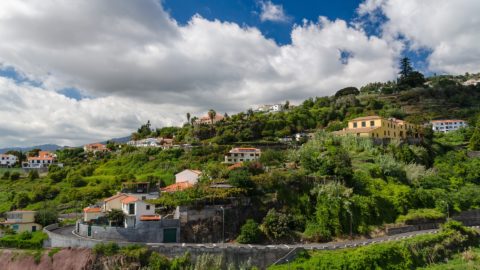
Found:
2,171 -> 10,180
10,172 -> 21,180
93,242 -> 119,256
396,208 -> 446,225
28,170 -> 39,180
0,231 -> 47,249
148,252 -> 171,269
236,219 -> 262,244
35,208 -> 59,227
261,209 -> 291,240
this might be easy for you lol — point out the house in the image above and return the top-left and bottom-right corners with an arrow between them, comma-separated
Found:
127,137 -> 161,148
158,137 -> 174,149
430,120 -> 468,133
83,207 -> 103,222
463,79 -> 480,86
333,116 -> 421,140
255,104 -> 284,113
224,147 -> 261,164
83,143 -> 108,153
103,193 -> 129,212
121,196 -> 156,228
0,210 -> 42,235
0,154 -> 17,167
175,169 -> 202,185
22,151 -> 57,169
194,114 -> 224,125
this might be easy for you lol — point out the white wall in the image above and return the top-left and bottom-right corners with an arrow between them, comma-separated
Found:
175,170 -> 200,184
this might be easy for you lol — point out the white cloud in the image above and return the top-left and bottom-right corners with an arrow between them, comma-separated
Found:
259,1 -> 289,23
358,0 -> 480,74
0,0 -> 399,147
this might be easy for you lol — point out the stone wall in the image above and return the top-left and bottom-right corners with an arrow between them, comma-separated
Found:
76,219 -> 180,243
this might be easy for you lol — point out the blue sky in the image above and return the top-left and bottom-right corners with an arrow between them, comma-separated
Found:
163,0 -> 364,44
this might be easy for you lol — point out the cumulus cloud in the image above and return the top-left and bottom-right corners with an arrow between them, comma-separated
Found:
358,0 -> 480,74
258,1 -> 290,23
0,0 -> 399,147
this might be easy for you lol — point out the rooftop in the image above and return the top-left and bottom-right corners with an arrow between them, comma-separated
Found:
161,182 -> 193,192
140,215 -> 161,221
83,207 -> 102,213
121,196 -> 139,204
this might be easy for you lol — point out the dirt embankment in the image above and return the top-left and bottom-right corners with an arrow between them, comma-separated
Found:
0,248 -> 95,270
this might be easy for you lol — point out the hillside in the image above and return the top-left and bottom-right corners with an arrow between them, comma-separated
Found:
1,73 -> 480,247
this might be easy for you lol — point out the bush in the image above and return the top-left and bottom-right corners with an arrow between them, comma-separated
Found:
396,208 -> 446,225
35,208 -> 59,227
148,252 -> 171,269
2,171 -> 10,180
10,172 -> 21,180
28,170 -> 39,180
93,242 -> 119,256
236,219 -> 262,244
261,209 -> 291,240
0,231 -> 48,249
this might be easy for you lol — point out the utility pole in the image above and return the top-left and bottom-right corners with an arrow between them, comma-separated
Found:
220,206 -> 225,244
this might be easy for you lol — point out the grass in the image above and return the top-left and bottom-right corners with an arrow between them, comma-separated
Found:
419,247 -> 480,270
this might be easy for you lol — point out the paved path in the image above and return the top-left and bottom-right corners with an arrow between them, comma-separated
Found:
50,225 -> 449,250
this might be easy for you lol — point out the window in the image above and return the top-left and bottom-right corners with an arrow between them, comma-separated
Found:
370,121 -> 375,127
353,122 -> 358,128
128,204 -> 135,215
146,205 -> 150,210
361,121 -> 366,127
384,131 -> 386,136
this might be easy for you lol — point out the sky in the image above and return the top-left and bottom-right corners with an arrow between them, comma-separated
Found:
0,0 -> 479,148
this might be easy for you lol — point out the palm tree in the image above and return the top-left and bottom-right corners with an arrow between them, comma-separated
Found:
186,112 -> 191,125
191,116 -> 198,126
208,109 -> 216,125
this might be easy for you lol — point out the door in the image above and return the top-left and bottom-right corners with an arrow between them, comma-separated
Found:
88,225 -> 92,237
163,228 -> 177,243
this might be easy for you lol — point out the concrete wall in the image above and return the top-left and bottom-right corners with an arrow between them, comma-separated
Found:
76,219 -> 180,243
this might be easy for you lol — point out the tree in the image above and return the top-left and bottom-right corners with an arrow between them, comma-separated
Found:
334,87 -> 360,98
106,209 -> 125,226
35,208 -> 59,227
236,219 -> 262,244
260,209 -> 291,240
228,169 -> 254,188
207,109 -> 216,125
399,57 -> 413,79
186,112 -> 191,125
470,120 -> 480,150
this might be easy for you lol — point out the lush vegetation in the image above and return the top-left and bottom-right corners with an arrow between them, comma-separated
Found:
269,221 -> 479,270
420,247 -> 480,270
0,231 -> 48,249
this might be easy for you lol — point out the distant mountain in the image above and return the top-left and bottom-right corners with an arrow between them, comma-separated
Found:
100,135 -> 131,144
0,144 -> 64,154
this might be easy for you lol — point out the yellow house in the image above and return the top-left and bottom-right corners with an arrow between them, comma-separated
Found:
0,210 -> 42,235
334,116 -> 421,139
103,193 -> 128,212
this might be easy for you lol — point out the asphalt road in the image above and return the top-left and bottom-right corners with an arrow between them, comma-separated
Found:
50,225 -> 448,250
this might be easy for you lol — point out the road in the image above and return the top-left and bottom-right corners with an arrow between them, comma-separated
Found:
50,225 -> 447,250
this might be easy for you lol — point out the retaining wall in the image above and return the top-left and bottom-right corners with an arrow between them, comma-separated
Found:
76,219 -> 180,243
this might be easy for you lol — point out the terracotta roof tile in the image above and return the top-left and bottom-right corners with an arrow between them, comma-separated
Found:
83,207 -> 102,213
161,182 -> 193,192
104,193 -> 128,202
140,215 -> 161,221
121,196 -> 139,204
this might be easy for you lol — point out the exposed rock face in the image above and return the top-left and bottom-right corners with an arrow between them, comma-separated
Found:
0,248 -> 95,270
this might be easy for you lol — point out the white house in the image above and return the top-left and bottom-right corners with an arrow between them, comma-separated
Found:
175,169 -> 202,185
224,148 -> 261,164
22,151 -> 57,169
0,154 -> 17,167
121,196 -> 156,228
270,104 -> 284,112
127,138 -> 160,148
430,120 -> 468,133
255,104 -> 284,113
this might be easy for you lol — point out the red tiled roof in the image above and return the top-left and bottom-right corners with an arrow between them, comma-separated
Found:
227,163 -> 243,170
104,193 -> 128,202
83,207 -> 102,213
121,196 -> 139,204
161,182 -> 193,192
140,215 -> 161,221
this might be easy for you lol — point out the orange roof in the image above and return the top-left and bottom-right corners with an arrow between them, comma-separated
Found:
104,193 -> 128,202
227,162 -> 243,170
161,182 -> 193,192
121,196 -> 139,204
140,215 -> 161,221
83,207 -> 102,213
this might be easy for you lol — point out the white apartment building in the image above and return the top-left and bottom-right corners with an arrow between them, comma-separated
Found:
431,120 -> 468,133
224,148 -> 261,163
0,154 -> 17,167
